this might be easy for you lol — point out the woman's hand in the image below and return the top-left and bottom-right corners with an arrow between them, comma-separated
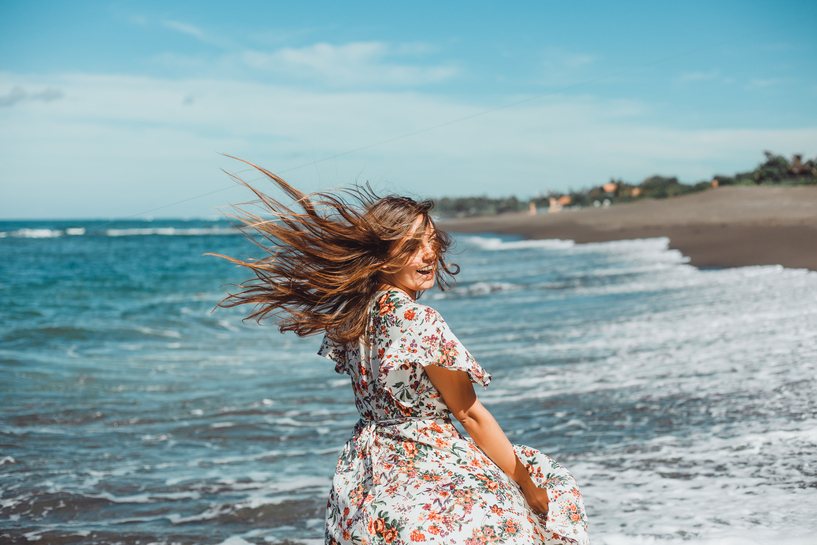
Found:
520,480 -> 550,518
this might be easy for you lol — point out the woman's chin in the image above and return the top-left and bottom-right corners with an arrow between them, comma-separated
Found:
417,278 -> 436,291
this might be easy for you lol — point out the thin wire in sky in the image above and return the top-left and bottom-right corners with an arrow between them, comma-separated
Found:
117,36 -> 745,221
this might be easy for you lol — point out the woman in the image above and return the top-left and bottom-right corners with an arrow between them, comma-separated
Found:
214,161 -> 589,545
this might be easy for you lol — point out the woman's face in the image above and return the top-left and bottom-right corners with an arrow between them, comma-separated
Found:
381,215 -> 437,298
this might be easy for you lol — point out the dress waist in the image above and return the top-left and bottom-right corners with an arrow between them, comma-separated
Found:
345,413 -> 452,474
356,412 -> 450,428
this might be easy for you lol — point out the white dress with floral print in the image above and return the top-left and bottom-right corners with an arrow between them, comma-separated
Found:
319,290 -> 589,545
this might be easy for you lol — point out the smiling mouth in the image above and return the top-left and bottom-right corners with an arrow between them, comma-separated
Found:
417,266 -> 434,276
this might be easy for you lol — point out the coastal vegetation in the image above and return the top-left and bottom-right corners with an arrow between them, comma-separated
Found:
434,151 -> 817,218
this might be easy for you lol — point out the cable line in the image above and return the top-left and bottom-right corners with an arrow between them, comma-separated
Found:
115,35 -> 744,221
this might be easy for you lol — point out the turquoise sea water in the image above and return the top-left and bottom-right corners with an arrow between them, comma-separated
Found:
1,219 -> 816,544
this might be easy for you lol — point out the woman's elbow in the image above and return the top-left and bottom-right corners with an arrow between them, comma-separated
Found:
453,401 -> 485,429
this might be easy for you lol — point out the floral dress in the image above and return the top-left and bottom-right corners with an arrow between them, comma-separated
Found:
319,290 -> 589,545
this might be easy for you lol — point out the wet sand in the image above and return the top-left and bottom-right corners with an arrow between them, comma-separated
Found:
442,186 -> 817,270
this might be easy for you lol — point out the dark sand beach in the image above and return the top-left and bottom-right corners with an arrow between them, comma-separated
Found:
443,186 -> 817,271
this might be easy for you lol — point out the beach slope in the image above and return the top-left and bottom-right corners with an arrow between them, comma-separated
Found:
443,186 -> 817,270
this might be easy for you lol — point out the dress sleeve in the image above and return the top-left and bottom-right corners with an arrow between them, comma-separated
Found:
377,297 -> 492,388
317,334 -> 348,375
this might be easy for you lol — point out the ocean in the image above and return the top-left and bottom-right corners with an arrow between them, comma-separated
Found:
1,219 -> 816,544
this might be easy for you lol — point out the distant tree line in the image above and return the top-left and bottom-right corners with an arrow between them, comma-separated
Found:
713,151 -> 816,186
433,151 -> 817,218
433,196 -> 528,218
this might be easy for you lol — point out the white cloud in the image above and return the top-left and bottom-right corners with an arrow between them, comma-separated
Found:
0,86 -> 64,107
162,20 -> 207,41
240,42 -> 458,87
0,86 -> 25,106
159,19 -> 233,49
0,72 -> 815,218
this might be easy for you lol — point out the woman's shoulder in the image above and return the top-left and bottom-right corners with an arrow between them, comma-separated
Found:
372,290 -> 443,325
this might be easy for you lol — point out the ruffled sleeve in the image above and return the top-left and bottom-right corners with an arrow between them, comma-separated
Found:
374,292 -> 491,389
317,334 -> 348,375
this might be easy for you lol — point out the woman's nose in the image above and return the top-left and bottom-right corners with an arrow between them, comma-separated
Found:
420,241 -> 434,260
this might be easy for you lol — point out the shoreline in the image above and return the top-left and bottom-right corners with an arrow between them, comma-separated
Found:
442,186 -> 817,271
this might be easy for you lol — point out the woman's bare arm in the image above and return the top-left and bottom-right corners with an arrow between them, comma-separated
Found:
423,364 -> 549,516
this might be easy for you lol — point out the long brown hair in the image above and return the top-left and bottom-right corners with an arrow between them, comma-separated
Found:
208,158 -> 458,344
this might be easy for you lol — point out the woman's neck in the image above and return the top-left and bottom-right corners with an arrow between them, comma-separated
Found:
379,283 -> 415,301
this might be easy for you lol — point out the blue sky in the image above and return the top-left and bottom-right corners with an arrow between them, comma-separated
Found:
1,0 -> 815,218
